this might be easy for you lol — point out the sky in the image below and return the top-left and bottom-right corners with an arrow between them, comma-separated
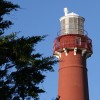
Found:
6,0 -> 100,100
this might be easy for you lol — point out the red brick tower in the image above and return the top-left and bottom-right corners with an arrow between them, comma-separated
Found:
53,8 -> 92,100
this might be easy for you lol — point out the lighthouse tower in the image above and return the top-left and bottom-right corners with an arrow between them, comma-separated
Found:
53,8 -> 92,100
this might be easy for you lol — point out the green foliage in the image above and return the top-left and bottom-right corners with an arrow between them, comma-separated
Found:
0,0 -> 57,100
0,0 -> 19,35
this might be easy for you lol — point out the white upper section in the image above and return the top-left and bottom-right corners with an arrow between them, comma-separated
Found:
60,8 -> 85,35
60,8 -> 80,21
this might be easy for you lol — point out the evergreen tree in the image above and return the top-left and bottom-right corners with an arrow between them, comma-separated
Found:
0,0 -> 57,100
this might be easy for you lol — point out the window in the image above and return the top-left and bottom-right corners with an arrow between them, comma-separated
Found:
76,37 -> 81,45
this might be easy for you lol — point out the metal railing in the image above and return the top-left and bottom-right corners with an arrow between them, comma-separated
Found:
53,36 -> 92,53
57,28 -> 88,36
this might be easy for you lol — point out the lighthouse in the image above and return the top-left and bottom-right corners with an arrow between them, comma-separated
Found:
53,8 -> 92,100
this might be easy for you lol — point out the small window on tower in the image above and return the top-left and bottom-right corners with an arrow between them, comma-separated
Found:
76,37 -> 81,46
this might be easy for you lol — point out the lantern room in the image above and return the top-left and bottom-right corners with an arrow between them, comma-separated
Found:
60,8 -> 85,35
